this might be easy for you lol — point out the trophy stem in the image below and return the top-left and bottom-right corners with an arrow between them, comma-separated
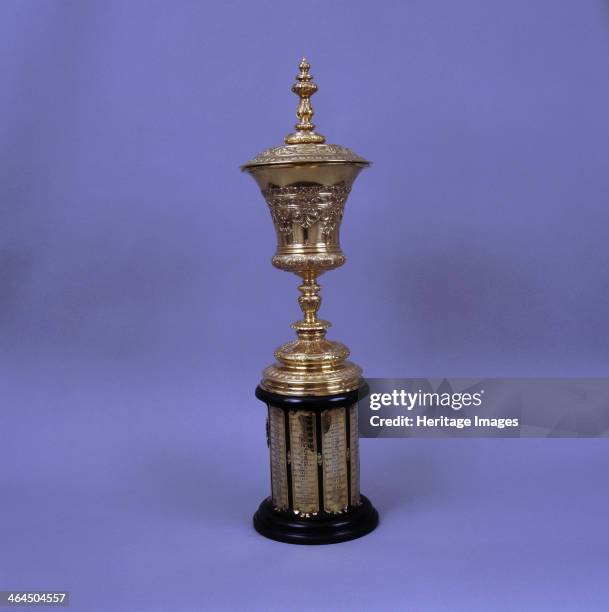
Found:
258,268 -> 363,396
297,271 -> 322,326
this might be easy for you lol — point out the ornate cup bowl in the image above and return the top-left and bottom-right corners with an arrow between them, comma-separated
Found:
244,146 -> 367,275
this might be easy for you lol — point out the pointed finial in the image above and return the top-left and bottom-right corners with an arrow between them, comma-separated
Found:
284,58 -> 326,145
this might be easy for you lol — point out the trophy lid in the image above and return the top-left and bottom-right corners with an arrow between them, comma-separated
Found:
241,58 -> 370,170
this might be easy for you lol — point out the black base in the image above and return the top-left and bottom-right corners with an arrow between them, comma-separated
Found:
253,496 -> 379,545
255,383 -> 369,411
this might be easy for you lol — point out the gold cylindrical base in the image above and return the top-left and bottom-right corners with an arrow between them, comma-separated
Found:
256,385 -> 367,517
254,384 -> 378,544
267,403 -> 360,515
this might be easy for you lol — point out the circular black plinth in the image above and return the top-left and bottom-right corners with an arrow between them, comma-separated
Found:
253,496 -> 379,545
255,382 -> 370,411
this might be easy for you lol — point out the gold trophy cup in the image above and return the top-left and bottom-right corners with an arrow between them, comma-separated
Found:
242,59 -> 378,544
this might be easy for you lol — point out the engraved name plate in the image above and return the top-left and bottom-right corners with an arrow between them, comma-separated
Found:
321,408 -> 348,512
268,406 -> 288,510
289,410 -> 319,514
349,404 -> 361,506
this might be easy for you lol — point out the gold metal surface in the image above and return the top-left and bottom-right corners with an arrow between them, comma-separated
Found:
349,404 -> 361,506
242,58 -> 371,397
288,411 -> 319,515
284,58 -> 326,145
321,408 -> 348,513
267,404 -> 363,515
268,406 -> 289,511
242,143 -> 368,168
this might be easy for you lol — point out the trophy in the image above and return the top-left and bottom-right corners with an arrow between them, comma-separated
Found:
242,59 -> 378,544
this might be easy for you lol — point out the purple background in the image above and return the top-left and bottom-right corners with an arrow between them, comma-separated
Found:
2,1 -> 609,610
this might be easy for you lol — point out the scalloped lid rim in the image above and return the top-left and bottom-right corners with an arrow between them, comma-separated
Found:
242,143 -> 370,170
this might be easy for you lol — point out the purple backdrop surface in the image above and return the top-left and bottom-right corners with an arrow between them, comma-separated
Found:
1,1 -> 608,610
